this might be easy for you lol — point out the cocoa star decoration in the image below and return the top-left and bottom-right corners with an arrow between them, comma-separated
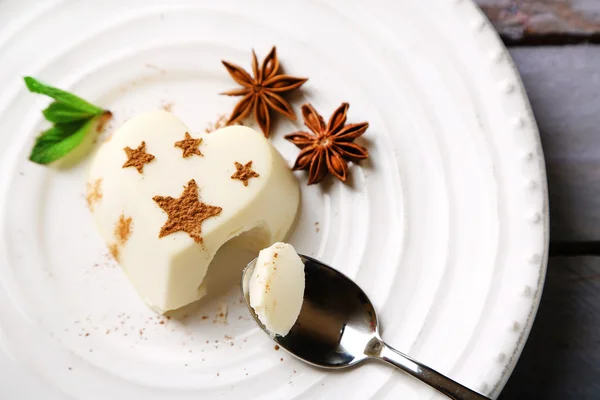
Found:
153,179 -> 222,244
174,132 -> 203,158
221,46 -> 308,137
284,103 -> 369,185
231,161 -> 260,186
122,141 -> 155,174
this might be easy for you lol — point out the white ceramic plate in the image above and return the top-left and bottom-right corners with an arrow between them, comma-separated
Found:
0,0 -> 548,399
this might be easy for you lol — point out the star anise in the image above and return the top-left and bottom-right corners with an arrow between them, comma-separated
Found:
284,103 -> 369,185
221,47 -> 308,137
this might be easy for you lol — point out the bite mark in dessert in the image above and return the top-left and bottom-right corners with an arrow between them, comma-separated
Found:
86,178 -> 103,211
174,132 -> 203,158
153,179 -> 222,244
122,141 -> 155,174
231,161 -> 260,186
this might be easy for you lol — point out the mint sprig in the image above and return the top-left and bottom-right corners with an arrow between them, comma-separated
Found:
42,101 -> 97,123
29,120 -> 94,164
24,77 -> 111,165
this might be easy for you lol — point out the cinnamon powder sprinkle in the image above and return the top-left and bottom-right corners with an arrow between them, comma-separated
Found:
114,214 -> 133,245
205,113 -> 240,133
174,132 -> 203,158
86,179 -> 103,211
108,243 -> 120,261
122,141 -> 155,174
104,132 -> 114,143
231,161 -> 260,186
153,179 -> 222,243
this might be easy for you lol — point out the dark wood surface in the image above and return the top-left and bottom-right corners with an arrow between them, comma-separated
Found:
479,1 -> 600,399
500,257 -> 600,399
476,0 -> 600,45
508,46 -> 600,244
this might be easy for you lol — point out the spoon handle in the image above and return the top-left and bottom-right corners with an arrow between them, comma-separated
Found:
367,338 -> 491,400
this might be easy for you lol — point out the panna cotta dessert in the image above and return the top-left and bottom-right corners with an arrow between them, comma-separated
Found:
87,110 -> 299,312
249,243 -> 305,336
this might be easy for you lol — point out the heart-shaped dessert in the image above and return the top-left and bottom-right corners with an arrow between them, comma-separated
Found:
87,110 -> 299,312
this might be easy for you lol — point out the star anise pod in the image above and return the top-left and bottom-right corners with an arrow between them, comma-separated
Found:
285,103 -> 369,185
221,47 -> 308,137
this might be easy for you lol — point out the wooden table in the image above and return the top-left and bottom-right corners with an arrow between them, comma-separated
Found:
476,1 -> 600,399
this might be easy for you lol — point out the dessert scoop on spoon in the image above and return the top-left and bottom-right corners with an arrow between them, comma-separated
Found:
241,254 -> 491,400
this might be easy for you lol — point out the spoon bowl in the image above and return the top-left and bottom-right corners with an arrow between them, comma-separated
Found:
242,254 -> 491,400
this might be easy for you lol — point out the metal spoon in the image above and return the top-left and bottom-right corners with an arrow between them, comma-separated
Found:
241,254 -> 491,400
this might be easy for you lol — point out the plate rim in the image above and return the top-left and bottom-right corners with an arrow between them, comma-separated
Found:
0,0 -> 550,398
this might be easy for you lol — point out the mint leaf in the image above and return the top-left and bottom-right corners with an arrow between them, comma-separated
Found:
43,101 -> 95,123
24,76 -> 104,115
29,119 -> 94,165
24,77 -> 112,166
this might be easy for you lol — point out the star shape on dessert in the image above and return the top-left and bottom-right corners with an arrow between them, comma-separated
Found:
174,132 -> 203,158
231,161 -> 260,186
122,141 -> 155,174
153,179 -> 222,243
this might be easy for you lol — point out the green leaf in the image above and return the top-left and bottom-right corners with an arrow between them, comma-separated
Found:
42,101 -> 95,123
24,76 -> 104,115
29,119 -> 95,165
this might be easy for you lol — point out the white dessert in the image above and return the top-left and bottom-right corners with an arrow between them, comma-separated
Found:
249,242 -> 305,336
87,110 -> 299,312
